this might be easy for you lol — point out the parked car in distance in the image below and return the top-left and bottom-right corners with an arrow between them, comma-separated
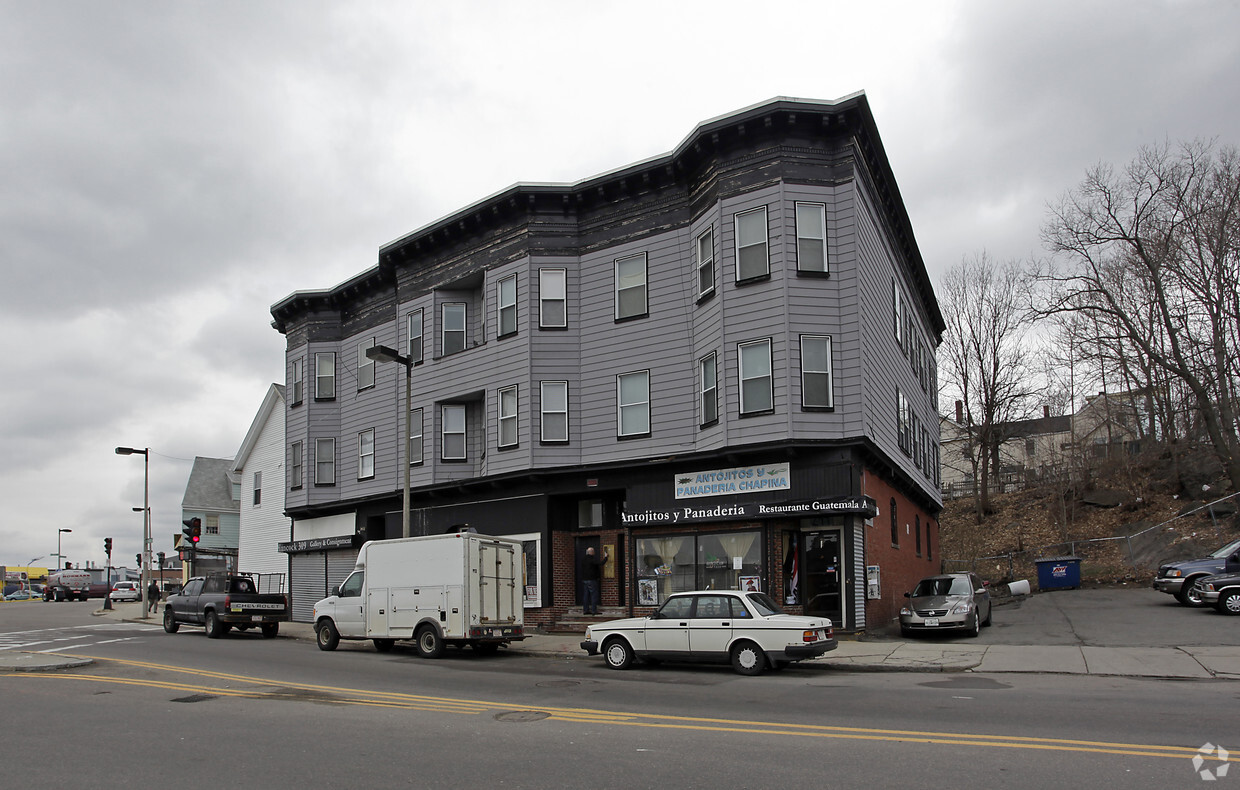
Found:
580,590 -> 837,675
1153,538 -> 1240,606
900,572 -> 992,638
110,581 -> 139,602
4,588 -> 41,601
1194,571 -> 1240,615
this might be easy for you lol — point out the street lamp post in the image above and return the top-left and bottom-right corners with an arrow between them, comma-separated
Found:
366,345 -> 411,538
56,529 -> 72,570
116,446 -> 151,619
26,556 -> 42,597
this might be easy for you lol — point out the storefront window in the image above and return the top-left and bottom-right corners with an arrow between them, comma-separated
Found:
635,530 -> 763,606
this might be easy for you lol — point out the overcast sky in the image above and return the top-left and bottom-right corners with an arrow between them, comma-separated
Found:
2,1 -> 1237,574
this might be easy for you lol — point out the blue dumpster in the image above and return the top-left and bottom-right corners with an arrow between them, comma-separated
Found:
1035,556 -> 1081,590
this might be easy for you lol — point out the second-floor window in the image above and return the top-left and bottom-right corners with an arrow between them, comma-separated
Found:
407,309 -> 424,364
497,275 -> 517,338
290,358 -> 303,405
408,407 -> 424,465
699,352 -> 718,426
357,338 -> 375,390
735,206 -> 769,281
800,335 -> 833,409
442,404 -> 466,460
315,352 -> 335,400
540,381 -> 568,442
796,202 -> 828,273
443,303 -> 466,355
738,339 -> 773,414
498,385 -> 518,448
696,228 -> 715,298
289,441 -> 303,489
615,253 -> 647,320
617,370 -> 650,437
315,438 -> 335,485
252,471 -> 261,506
539,268 -> 567,328
358,428 -> 375,479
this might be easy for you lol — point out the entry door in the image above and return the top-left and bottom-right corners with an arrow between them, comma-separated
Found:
802,531 -> 845,627
574,536 -> 601,605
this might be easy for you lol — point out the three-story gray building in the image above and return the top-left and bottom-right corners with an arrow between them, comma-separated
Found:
272,93 -> 944,632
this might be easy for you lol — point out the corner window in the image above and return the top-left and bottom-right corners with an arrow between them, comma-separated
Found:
795,202 -> 828,274
617,370 -> 650,437
539,268 -> 567,328
890,498 -> 899,547
800,335 -> 833,409
408,407 -> 424,466
497,275 -> 517,338
915,514 -> 922,556
357,338 -> 375,390
252,471 -> 262,506
498,385 -> 518,448
443,303 -> 466,356
315,352 -> 336,400
540,381 -> 569,443
358,428 -> 375,479
290,358 -> 303,405
696,228 -> 715,298
615,253 -> 647,320
407,309 -> 424,364
738,339 -> 773,414
734,207 -> 769,281
897,389 -> 911,456
699,352 -> 718,426
442,404 -> 467,461
315,438 -> 336,485
289,441 -> 303,489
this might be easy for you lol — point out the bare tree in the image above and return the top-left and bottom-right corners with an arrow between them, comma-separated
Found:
1037,140 -> 1240,491
939,253 -> 1041,521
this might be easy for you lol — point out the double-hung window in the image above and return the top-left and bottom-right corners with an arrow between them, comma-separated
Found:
540,381 -> 568,442
357,338 -> 375,390
617,371 -> 650,437
696,228 -> 715,298
407,309 -> 424,363
699,352 -> 718,426
498,385 -> 518,448
289,441 -> 303,489
615,253 -> 647,320
253,472 -> 261,506
443,303 -> 466,355
315,438 -> 336,485
735,207 -> 769,281
442,404 -> 466,461
497,275 -> 517,338
358,429 -> 375,479
738,339 -> 773,414
290,358 -> 303,405
795,202 -> 828,274
408,407 -> 424,466
539,268 -> 567,328
315,353 -> 336,400
800,335 -> 833,409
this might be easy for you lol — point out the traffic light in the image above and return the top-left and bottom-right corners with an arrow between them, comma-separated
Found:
182,517 -> 202,544
136,554 -> 141,568
104,537 -> 112,556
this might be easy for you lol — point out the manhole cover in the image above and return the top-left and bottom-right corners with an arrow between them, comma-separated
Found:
535,680 -> 581,688
494,711 -> 550,723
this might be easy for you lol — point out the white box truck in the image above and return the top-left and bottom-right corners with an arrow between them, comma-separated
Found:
312,533 -> 526,657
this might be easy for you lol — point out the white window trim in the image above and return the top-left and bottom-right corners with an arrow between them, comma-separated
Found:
289,441 -> 303,489
498,385 -> 518,448
443,302 -> 466,355
497,274 -> 518,338
734,206 -> 769,281
442,404 -> 467,461
617,370 -> 651,437
738,338 -> 773,414
614,253 -> 648,320
357,338 -> 375,391
540,381 -> 569,443
699,351 -> 718,426
252,471 -> 262,507
408,407 -> 424,466
290,358 -> 303,405
539,268 -> 567,328
314,352 -> 335,400
358,428 -> 375,479
795,202 -> 828,273
315,437 -> 336,485
800,334 -> 834,409
696,228 -> 715,298
407,309 -> 424,364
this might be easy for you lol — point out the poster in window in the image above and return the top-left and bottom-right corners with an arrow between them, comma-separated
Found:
740,575 -> 761,592
638,578 -> 658,606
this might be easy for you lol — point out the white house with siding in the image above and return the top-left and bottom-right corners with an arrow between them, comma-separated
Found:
232,384 -> 289,584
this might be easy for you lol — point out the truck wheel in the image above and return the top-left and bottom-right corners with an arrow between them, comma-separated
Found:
162,608 -> 179,633
415,626 -> 444,659
261,623 -> 280,638
316,620 -> 340,651
730,641 -> 766,676
602,637 -> 634,670
372,638 -> 395,652
1218,590 -> 1240,615
204,611 -> 229,639
1176,579 -> 1206,606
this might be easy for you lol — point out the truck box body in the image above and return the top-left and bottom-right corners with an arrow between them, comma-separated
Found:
313,533 -> 525,654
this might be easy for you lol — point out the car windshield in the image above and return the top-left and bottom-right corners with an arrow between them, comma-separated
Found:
913,577 -> 972,597
1210,539 -> 1240,558
744,592 -> 784,616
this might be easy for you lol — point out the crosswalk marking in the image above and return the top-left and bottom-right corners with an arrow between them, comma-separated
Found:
0,624 -> 161,652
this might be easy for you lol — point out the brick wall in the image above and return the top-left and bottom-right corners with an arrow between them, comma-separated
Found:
862,469 -> 940,629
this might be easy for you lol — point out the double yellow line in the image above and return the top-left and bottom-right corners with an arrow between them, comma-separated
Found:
9,653 -> 1228,763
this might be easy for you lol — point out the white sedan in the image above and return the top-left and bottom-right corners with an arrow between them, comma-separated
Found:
581,590 -> 836,675
110,582 -> 140,602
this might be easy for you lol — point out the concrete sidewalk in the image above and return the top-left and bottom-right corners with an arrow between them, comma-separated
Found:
6,602 -> 1235,679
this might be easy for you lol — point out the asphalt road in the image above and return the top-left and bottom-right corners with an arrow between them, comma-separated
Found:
1,596 -> 1236,788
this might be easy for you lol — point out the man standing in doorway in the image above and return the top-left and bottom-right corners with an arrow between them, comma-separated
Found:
582,546 -> 608,615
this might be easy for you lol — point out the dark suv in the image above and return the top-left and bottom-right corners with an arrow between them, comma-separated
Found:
1153,538 -> 1240,606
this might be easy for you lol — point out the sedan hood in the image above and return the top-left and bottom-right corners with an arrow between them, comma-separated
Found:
910,594 -> 970,609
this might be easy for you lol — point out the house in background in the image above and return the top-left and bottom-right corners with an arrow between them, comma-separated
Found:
180,456 -> 240,575
231,384 -> 289,588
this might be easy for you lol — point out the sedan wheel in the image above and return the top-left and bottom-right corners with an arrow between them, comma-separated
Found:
1218,590 -> 1240,616
968,613 -> 980,638
730,641 -> 766,676
602,638 -> 634,670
